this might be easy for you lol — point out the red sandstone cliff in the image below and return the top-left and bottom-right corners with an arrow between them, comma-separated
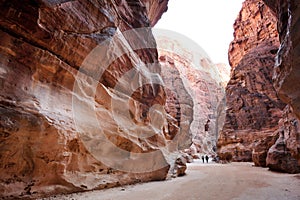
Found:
218,0 -> 300,173
263,0 -> 300,173
217,0 -> 286,165
0,0 -> 194,198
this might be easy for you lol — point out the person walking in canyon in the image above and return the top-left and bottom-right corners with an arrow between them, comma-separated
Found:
205,155 -> 209,163
204,119 -> 210,132
202,155 -> 205,163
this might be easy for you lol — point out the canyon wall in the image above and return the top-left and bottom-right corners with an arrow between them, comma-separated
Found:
217,0 -> 286,164
155,33 -> 229,159
0,0 -> 195,198
218,0 -> 300,173
159,53 -> 228,158
263,0 -> 300,173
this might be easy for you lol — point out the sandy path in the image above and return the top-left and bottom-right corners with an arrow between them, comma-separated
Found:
42,161 -> 300,200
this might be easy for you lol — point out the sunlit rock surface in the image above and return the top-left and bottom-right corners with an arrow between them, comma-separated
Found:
0,0 -> 195,198
217,0 -> 286,164
155,33 -> 229,158
228,0 -> 278,69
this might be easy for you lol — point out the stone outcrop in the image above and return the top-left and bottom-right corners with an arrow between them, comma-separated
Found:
263,0 -> 300,173
217,0 -> 286,164
0,0 -> 194,198
266,105 -> 300,173
142,0 -> 169,26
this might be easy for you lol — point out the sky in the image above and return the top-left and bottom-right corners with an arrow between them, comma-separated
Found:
155,0 -> 244,65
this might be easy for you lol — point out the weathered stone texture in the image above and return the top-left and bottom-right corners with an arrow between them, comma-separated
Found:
217,0 -> 286,164
158,49 -> 229,158
263,0 -> 300,173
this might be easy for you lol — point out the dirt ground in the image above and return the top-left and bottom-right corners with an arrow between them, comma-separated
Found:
41,161 -> 300,200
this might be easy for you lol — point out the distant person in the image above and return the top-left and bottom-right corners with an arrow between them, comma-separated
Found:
201,155 -> 205,163
205,155 -> 209,163
204,119 -> 210,132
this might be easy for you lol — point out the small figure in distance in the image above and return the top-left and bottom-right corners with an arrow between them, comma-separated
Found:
204,119 -> 210,132
205,155 -> 209,163
202,155 -> 205,163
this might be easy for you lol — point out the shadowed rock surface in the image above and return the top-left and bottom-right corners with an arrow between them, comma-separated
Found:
263,0 -> 300,173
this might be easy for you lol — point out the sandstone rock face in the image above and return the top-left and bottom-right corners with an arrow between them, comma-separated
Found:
228,0 -> 278,69
263,1 -> 300,119
252,132 -> 279,167
263,0 -> 300,173
142,0 -> 169,26
266,105 -> 300,173
0,0 -> 193,198
155,33 -> 230,158
217,0 -> 286,164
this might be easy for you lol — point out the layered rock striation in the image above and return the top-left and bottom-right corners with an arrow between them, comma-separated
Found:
0,0 -> 194,198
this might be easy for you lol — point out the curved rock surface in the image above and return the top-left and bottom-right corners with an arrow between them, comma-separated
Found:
0,0 -> 193,198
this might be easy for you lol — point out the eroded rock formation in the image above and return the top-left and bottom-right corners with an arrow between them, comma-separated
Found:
218,0 -> 300,173
266,105 -> 300,173
263,0 -> 300,173
217,0 -> 286,164
0,0 -> 195,198
228,0 -> 278,69
155,34 -> 230,158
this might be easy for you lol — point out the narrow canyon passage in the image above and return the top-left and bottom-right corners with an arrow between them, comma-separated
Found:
1,0 -> 300,199
41,162 -> 300,200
